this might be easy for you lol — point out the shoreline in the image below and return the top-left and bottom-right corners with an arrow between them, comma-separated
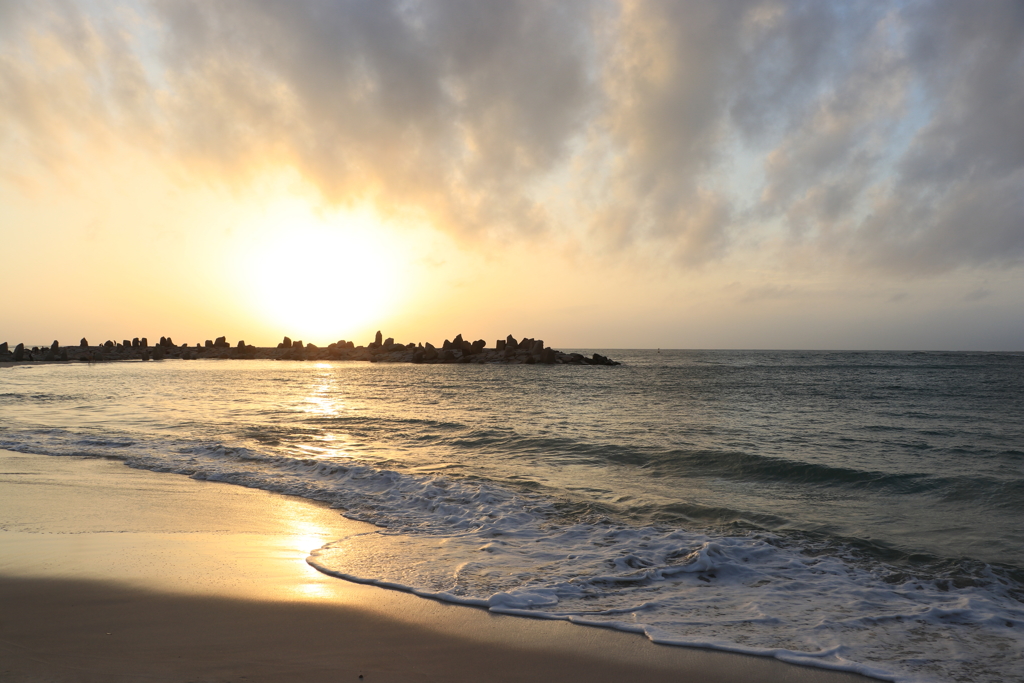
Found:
0,449 -> 876,683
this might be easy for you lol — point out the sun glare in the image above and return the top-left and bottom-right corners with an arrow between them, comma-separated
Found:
242,206 -> 404,343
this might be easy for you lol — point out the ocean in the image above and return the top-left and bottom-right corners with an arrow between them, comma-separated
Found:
1,350 -> 1022,682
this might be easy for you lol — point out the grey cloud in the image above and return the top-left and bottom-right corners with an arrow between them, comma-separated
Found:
738,282 -> 800,304
585,1 -> 749,261
749,0 -> 1024,273
150,0 -> 595,236
0,0 -> 29,41
2,0 -> 1021,272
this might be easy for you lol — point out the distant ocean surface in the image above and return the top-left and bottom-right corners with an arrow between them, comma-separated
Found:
2,350 -> 1022,682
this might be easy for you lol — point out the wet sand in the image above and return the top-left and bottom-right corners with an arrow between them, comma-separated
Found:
0,450 -> 877,682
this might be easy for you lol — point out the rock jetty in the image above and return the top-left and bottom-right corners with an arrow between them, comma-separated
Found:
0,333 -> 619,366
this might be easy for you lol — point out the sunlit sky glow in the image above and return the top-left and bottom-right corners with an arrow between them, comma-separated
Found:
1,0 -> 1022,349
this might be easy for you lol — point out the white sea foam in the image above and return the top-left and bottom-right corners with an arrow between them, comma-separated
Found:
305,500 -> 1023,683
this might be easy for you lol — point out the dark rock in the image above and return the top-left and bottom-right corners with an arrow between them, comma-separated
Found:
375,331 -> 383,346
0,342 -> 7,354
205,340 -> 213,348
14,343 -> 25,361
442,339 -> 452,350
237,340 -> 246,348
423,343 -> 438,361
442,349 -> 456,361
132,338 -> 139,348
293,340 -> 303,349
412,350 -> 424,363
59,349 -> 68,361
122,340 -> 131,348
282,336 -> 292,349
541,348 -> 557,364
506,335 -> 518,349
104,340 -> 114,348
384,337 -> 394,347
453,334 -> 464,347
496,340 -> 506,352
461,340 -> 473,354
473,339 -> 487,353
214,336 -> 228,348
140,337 -> 148,348
51,340 -> 59,351
80,338 -> 88,347
159,336 -> 166,346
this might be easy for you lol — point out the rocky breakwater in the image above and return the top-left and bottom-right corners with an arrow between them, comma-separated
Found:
1,332 -> 619,366
0,340 -> 70,362
0,335 -> 260,363
267,332 -> 619,365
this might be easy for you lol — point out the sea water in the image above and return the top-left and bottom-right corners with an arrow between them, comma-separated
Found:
1,351 -> 1022,682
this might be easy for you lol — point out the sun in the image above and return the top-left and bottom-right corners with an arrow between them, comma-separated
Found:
242,209 -> 404,343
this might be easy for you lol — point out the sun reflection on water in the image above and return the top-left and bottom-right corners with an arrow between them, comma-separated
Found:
302,372 -> 344,416
291,371 -> 361,460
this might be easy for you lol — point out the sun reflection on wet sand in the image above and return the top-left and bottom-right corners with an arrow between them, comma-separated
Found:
260,501 -> 387,604
0,450 -> 375,603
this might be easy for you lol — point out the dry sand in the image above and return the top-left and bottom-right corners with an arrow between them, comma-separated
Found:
0,450 -> 877,682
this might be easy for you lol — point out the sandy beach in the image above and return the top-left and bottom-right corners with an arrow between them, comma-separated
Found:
0,449 -> 878,683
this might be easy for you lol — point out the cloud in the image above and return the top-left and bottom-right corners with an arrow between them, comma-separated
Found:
147,0 -> 598,239
2,0 -> 1022,273
964,288 -> 992,302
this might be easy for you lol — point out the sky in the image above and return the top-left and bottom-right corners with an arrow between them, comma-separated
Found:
1,0 -> 1022,350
